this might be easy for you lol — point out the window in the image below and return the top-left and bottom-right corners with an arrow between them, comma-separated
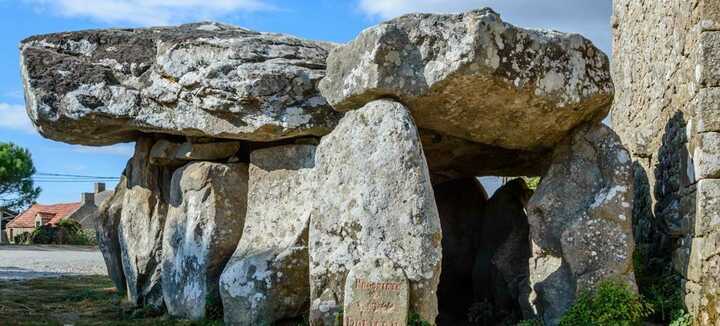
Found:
36,220 -> 41,227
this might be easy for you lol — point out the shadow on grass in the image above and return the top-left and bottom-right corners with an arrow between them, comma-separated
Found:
0,275 -> 222,326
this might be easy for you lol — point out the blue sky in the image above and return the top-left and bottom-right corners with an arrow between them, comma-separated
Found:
0,0 -> 612,204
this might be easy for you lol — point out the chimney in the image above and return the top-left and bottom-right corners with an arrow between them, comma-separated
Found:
95,182 -> 106,193
81,192 -> 95,206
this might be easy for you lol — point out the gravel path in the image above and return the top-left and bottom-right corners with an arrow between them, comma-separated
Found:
0,245 -> 107,280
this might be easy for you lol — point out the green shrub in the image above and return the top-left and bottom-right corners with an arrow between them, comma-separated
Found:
28,219 -> 95,245
67,227 -> 97,245
559,279 -> 653,326
407,312 -> 431,326
30,224 -> 58,244
633,246 -> 689,323
669,309 -> 692,326
13,231 -> 31,244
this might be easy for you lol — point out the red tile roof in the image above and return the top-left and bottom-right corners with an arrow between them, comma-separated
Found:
6,203 -> 82,229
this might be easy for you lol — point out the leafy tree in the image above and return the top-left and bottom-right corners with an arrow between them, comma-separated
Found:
0,142 -> 40,211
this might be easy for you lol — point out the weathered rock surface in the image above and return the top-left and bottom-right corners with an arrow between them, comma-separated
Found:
309,99 -> 442,325
20,22 -> 341,146
526,124 -> 636,324
220,144 -> 314,325
319,8 -> 612,152
119,138 -> 171,308
150,139 -> 241,165
420,129 -> 549,181
434,178 -> 486,325
96,172 -> 128,294
162,162 -> 248,320
474,179 -> 533,323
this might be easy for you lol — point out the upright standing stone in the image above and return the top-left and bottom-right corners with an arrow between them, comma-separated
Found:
96,171 -> 128,294
343,257 -> 410,326
162,162 -> 248,320
119,137 -> 171,308
526,124 -> 636,324
309,99 -> 442,325
220,145 -> 315,325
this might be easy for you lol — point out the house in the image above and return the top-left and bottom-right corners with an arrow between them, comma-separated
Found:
5,183 -> 114,243
0,208 -> 18,243
5,202 -> 81,243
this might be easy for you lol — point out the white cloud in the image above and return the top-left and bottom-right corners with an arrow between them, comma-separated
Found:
25,0 -> 275,26
0,103 -> 35,134
72,144 -> 134,157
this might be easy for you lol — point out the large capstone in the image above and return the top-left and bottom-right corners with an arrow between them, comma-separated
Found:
119,138 -> 172,308
308,99 -> 442,325
220,144 -> 315,325
162,162 -> 248,320
526,124 -> 636,324
20,22 -> 341,146
319,8 -> 612,153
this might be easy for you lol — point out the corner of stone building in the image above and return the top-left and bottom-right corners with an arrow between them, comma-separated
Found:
611,0 -> 720,323
686,1 -> 720,321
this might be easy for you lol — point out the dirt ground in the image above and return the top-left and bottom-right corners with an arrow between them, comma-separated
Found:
0,245 -> 106,280
0,275 -> 222,325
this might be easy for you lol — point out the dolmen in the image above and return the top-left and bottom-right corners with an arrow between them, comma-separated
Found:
19,8 -> 635,326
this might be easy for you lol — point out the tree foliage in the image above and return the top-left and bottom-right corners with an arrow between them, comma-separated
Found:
0,142 -> 40,211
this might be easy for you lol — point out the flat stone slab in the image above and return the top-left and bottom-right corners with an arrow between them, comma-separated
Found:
319,8 -> 613,152
343,257 -> 409,326
20,22 -> 341,145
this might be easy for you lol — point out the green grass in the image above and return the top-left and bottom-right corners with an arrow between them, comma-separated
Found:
0,275 -> 221,326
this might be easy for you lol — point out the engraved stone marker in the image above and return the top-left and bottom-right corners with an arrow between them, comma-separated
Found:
344,257 -> 409,326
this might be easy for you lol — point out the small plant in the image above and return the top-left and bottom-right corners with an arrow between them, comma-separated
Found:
669,309 -> 692,326
559,279 -> 653,326
633,246 -> 690,323
524,177 -> 541,190
334,310 -> 344,326
408,312 -> 431,326
517,319 -> 543,326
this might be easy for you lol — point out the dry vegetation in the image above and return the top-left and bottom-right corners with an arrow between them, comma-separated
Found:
0,276 -> 220,326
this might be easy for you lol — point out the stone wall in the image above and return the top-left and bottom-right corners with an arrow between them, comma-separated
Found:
612,0 -> 720,322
